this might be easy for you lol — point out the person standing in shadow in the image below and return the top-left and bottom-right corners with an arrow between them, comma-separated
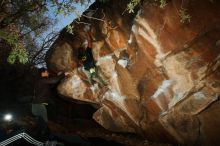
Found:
32,68 -> 70,139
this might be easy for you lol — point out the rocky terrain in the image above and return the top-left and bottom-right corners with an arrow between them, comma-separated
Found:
46,0 -> 220,145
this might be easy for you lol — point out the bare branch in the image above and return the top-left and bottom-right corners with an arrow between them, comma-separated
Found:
74,19 -> 90,25
30,31 -> 59,64
81,14 -> 105,22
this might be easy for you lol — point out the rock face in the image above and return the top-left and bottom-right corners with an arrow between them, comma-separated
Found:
46,0 -> 220,145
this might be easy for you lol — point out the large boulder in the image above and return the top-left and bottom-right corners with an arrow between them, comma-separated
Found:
46,0 -> 220,145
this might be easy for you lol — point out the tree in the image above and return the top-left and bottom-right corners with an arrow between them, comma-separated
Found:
0,0 -> 92,65
0,0 -> 150,65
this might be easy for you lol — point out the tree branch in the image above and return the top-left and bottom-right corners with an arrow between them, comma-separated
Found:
30,31 -> 58,64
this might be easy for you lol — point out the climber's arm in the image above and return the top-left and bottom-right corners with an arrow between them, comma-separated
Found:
84,25 -> 92,48
86,32 -> 92,48
40,74 -> 65,84
78,60 -> 84,67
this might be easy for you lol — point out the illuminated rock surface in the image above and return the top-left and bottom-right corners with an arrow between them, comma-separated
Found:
46,0 -> 220,145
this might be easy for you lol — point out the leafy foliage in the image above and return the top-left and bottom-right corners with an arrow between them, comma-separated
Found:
67,24 -> 74,34
0,0 -> 194,66
125,0 -> 193,25
0,26 -> 28,64
127,0 -> 141,13
0,29 -> 18,46
0,0 -> 91,65
7,47 -> 28,64
126,0 -> 168,13
156,0 -> 167,8
179,8 -> 191,23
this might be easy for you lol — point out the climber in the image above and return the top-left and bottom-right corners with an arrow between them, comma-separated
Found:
78,25 -> 107,86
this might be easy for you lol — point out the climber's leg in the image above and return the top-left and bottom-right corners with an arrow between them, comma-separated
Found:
91,68 -> 107,86
82,68 -> 93,84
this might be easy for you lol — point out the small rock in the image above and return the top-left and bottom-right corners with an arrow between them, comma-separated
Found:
216,40 -> 220,47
